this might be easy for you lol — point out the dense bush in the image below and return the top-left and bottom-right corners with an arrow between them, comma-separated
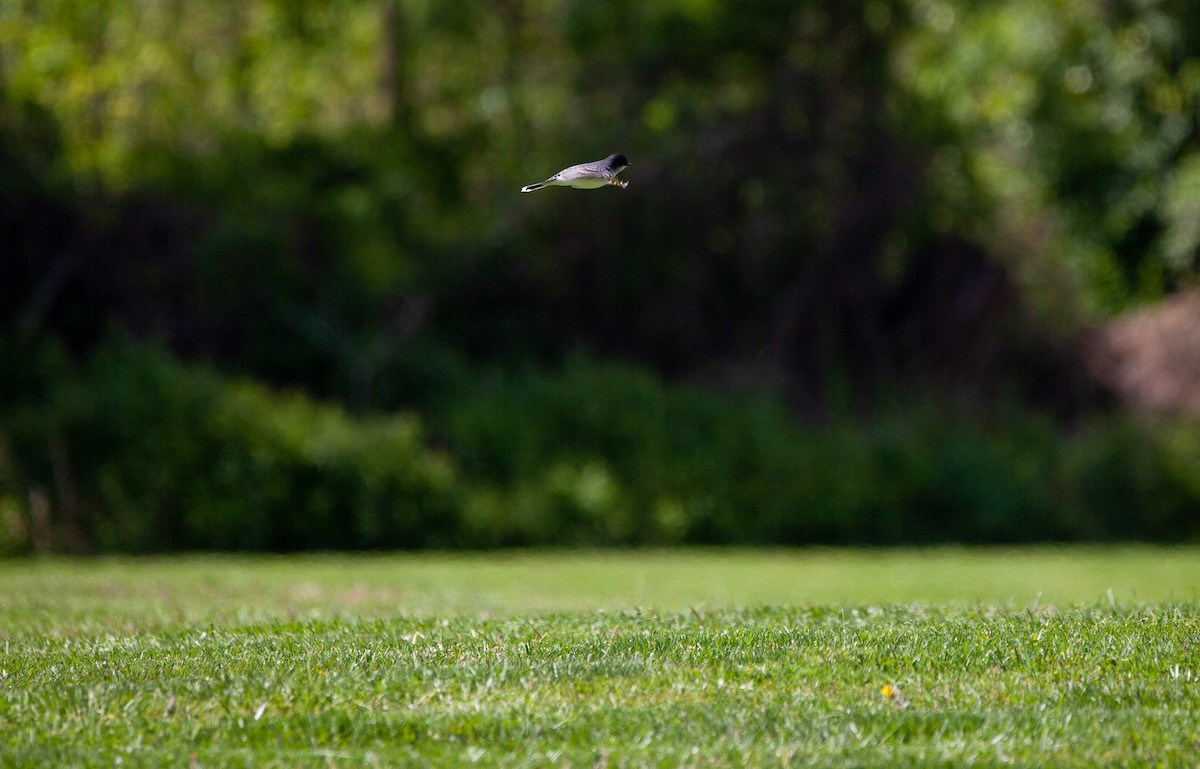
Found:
4,342 -> 1196,553
439,360 -> 1200,547
0,341 -> 458,552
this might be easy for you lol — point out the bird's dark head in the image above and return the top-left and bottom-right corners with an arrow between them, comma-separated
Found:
607,153 -> 630,171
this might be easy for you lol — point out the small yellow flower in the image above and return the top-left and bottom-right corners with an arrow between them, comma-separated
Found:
881,684 -> 896,699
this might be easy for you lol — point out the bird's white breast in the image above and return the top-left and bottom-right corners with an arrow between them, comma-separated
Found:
559,177 -> 610,189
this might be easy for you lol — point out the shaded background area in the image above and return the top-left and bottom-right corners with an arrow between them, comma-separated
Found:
1,0 -> 1199,553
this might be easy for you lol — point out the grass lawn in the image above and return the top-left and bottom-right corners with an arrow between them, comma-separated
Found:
2,547 -> 1198,766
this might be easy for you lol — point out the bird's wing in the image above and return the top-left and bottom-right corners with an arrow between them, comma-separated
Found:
553,161 -> 610,181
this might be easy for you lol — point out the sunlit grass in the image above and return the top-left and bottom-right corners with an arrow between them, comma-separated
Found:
2,546 -> 1197,634
2,547 -> 1198,766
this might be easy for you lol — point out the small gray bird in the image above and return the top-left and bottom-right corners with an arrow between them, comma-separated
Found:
520,153 -> 631,193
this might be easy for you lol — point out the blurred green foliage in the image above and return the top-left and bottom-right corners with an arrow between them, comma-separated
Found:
5,0 -> 1197,384
0,340 -> 458,552
898,0 -> 1200,317
2,341 -> 1198,553
1,0 -> 1199,551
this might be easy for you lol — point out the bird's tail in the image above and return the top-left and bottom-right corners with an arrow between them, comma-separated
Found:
520,180 -> 551,193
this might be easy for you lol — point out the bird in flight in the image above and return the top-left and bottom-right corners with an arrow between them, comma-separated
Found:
521,153 -> 631,193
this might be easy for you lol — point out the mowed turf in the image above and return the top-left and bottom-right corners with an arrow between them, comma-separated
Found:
2,548 -> 1198,767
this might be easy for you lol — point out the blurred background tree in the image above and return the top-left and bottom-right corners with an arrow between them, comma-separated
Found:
1,0 -> 1198,552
